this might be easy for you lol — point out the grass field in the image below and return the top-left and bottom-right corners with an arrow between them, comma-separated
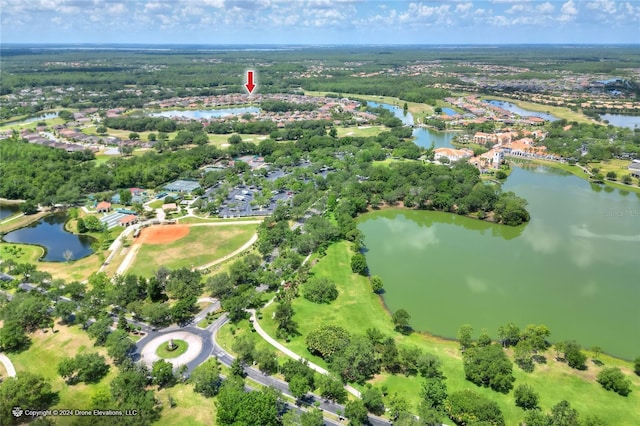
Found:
8,325 -> 117,425
0,242 -> 44,263
154,384 -> 217,426
335,125 -> 387,138
589,159 -> 636,181
130,224 -> 257,276
38,254 -> 103,282
257,241 -> 640,425
156,340 -> 189,358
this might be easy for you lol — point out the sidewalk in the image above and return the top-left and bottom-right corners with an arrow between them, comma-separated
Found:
0,353 -> 17,377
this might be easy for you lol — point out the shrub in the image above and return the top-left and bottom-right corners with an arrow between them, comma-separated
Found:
597,367 -> 632,396
303,277 -> 338,304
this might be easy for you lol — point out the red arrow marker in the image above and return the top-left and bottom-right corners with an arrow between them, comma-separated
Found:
245,70 -> 256,94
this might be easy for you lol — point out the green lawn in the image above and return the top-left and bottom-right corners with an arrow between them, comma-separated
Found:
131,224 -> 257,277
8,325 -> 117,425
156,340 -> 189,358
0,242 -> 44,263
154,384 -> 217,426
257,241 -> 640,425
335,125 -> 387,138
178,216 -> 263,224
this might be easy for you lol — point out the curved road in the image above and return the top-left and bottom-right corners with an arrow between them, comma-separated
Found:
0,353 -> 17,377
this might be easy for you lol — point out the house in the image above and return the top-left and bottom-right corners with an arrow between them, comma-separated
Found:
96,201 -> 112,213
118,214 -> 138,227
629,160 -> 640,178
163,179 -> 201,193
434,147 -> 474,162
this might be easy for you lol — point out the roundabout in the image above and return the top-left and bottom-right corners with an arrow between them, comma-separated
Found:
139,331 -> 204,369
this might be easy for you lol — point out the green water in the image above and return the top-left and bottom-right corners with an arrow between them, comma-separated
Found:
358,164 -> 640,360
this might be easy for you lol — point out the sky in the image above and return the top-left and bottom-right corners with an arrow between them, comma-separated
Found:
1,0 -> 639,45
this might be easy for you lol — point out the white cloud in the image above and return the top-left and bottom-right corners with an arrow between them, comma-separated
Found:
559,0 -> 578,22
587,0 -> 617,14
107,3 -> 127,15
537,2 -> 554,14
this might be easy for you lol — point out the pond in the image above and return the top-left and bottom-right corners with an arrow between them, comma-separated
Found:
358,164 -> 640,360
367,101 -> 414,126
485,100 -> 558,121
0,203 -> 20,221
2,213 -> 95,262
149,106 -> 260,119
2,112 -> 59,126
599,113 -> 640,129
367,100 -> 458,149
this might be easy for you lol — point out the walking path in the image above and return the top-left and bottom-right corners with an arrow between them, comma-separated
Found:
0,213 -> 24,225
197,233 -> 258,271
0,353 -> 17,377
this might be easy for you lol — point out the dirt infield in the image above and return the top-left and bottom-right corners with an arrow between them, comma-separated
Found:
140,224 -> 190,244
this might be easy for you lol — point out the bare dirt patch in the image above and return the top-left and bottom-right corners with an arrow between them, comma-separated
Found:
141,224 -> 190,244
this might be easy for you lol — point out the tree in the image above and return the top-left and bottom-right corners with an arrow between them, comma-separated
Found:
362,386 -> 386,415
522,409 -> 551,426
87,315 -> 113,345
306,324 -> 350,359
0,320 -> 30,352
350,252 -> 368,275
120,144 -> 134,156
457,324 -> 474,351
76,217 -> 87,233
57,353 -> 109,385
634,356 -> 640,376
20,200 -> 38,215
463,344 -> 514,393
344,399 -> 368,426
128,132 -> 140,140
274,300 -> 298,339
119,189 -> 132,205
1,292 -> 52,332
0,373 -> 57,426
96,126 -> 107,134
255,349 -> 279,375
228,134 -> 243,144
151,360 -> 176,388
477,329 -> 492,347
590,345 -> 603,363
421,377 -> 448,412
231,335 -> 255,364
105,329 -> 135,365
514,384 -> 539,410
417,352 -> 443,379
497,322 -> 520,348
392,308 -> 411,334
330,335 -> 379,384
514,340 -> 535,372
388,393 -> 411,421
317,374 -> 347,403
190,359 -> 222,397
289,374 -> 312,400
303,277 -> 338,304
110,362 -> 161,424
562,340 -> 587,370
550,400 -> 580,426
596,367 -> 632,396
230,358 -> 246,378
445,389 -> 505,426
606,171 -> 617,180
370,275 -> 384,293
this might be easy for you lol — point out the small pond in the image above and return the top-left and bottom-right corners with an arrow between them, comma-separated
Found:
2,213 -> 95,262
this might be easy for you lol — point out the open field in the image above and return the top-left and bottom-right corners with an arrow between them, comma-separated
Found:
217,318 -> 287,362
0,116 -> 66,131
8,325 -> 117,425
0,242 -> 44,263
476,94 -> 596,124
258,241 -> 640,425
38,254 -> 103,282
335,125 -> 387,138
589,159 -> 636,180
154,383 -> 217,426
129,223 -> 257,276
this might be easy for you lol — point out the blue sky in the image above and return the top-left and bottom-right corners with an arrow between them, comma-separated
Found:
1,0 -> 639,45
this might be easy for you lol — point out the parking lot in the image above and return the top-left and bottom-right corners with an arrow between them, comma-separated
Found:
217,186 -> 292,218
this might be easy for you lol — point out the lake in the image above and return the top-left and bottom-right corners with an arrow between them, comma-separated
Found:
0,203 -> 20,221
599,113 -> 640,129
485,100 -> 558,122
2,213 -> 95,262
358,164 -> 640,360
149,106 -> 260,119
